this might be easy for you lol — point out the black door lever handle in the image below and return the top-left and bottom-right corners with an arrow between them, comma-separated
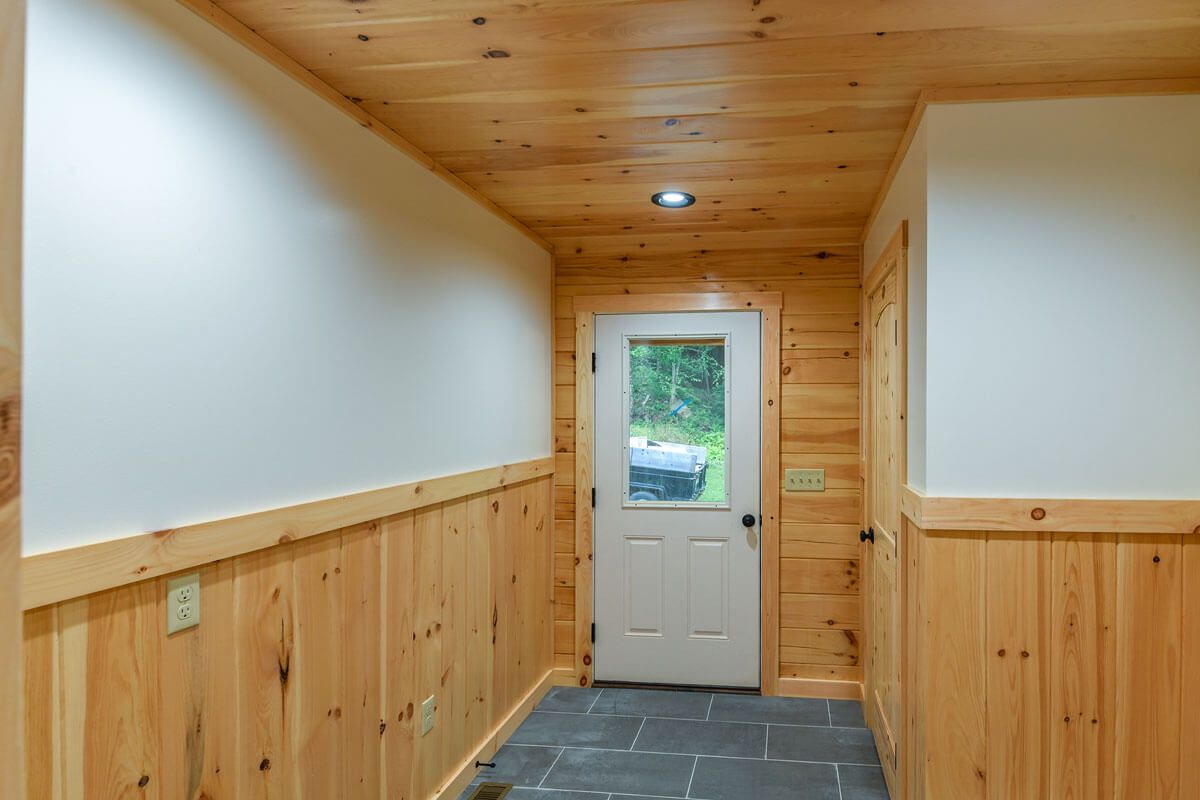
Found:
860,528 -> 875,543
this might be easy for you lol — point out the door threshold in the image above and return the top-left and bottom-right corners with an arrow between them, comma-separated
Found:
593,679 -> 760,695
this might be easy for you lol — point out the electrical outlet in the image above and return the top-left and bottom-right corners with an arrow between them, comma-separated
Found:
785,468 -> 825,492
166,572 -> 201,634
421,695 -> 436,736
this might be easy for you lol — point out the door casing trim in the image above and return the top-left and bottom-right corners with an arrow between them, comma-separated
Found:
573,292 -> 782,694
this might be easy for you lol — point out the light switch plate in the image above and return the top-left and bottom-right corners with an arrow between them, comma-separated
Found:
785,468 -> 825,492
166,572 -> 201,634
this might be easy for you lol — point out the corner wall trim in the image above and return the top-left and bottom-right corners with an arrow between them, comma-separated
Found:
21,456 -> 554,610
902,486 -> 1200,534
175,0 -> 552,254
433,668 -> 575,800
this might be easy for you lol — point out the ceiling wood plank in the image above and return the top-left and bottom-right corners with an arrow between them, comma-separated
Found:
207,0 -> 1200,255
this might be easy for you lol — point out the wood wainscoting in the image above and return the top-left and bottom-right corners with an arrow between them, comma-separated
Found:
22,469 -> 559,800
903,517 -> 1200,799
553,244 -> 863,697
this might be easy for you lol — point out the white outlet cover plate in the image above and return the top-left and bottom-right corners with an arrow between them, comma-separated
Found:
421,695 -> 436,736
166,572 -> 201,634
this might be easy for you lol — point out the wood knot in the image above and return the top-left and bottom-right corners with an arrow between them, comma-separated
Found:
472,16 -> 486,24
1030,507 -> 1046,521
329,707 -> 342,719
138,776 -> 150,788
1020,650 -> 1030,658
484,49 -> 510,58
582,654 -> 592,666
997,649 -> 1006,657
579,676 -> 589,687
1153,554 -> 1161,563
492,501 -> 500,513
379,722 -> 387,735
406,702 -> 414,719
277,534 -> 292,545
259,759 -> 271,771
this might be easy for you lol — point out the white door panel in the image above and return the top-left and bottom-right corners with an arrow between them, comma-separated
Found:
687,537 -> 729,639
594,311 -> 760,688
624,536 -> 665,636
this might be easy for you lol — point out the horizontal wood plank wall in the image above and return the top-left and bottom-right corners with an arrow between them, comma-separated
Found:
905,520 -> 1200,800
553,245 -> 862,694
22,474 -> 555,800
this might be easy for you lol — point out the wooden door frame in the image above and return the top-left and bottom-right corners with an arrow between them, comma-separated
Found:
861,221 -> 908,798
572,292 -> 782,694
1,0 -> 24,794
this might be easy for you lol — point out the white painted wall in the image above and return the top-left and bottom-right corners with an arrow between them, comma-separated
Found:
22,0 -> 552,555
924,95 -> 1200,498
864,120 -> 928,491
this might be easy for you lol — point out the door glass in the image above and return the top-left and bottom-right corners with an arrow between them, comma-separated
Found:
624,336 -> 730,507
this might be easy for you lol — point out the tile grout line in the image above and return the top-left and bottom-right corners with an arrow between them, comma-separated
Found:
536,709 -> 863,730
764,724 -> 770,760
536,746 -> 567,789
500,741 -> 881,768
630,716 -> 648,751
684,755 -> 699,799
826,699 -> 833,726
586,688 -> 605,714
705,694 -> 714,721
835,763 -> 844,800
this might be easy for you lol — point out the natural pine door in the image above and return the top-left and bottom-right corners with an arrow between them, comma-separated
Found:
864,228 -> 906,793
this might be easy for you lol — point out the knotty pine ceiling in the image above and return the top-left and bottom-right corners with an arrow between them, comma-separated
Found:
215,0 -> 1200,257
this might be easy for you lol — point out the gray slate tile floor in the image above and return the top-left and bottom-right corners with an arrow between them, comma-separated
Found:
461,687 -> 889,800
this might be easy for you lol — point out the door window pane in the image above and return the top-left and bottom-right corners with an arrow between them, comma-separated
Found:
626,337 -> 729,506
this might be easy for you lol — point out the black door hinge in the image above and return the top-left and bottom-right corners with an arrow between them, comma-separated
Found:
591,623 -> 596,643
591,488 -> 596,507
591,352 -> 596,372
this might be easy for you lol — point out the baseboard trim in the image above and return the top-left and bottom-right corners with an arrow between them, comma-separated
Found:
434,668 -> 575,800
778,677 -> 863,701
22,457 -> 554,609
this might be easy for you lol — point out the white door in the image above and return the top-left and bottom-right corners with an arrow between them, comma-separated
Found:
594,311 -> 761,687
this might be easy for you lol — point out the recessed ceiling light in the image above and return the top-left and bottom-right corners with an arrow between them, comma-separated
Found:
651,191 -> 696,208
